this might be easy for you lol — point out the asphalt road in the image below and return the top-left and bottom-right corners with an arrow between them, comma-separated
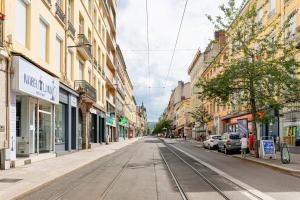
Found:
168,138 -> 300,200
17,137 -> 181,200
17,137 -> 300,200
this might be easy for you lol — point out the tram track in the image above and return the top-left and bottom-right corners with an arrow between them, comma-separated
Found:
160,141 -> 264,200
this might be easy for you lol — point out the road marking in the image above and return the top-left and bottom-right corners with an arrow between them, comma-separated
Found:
170,144 -> 275,200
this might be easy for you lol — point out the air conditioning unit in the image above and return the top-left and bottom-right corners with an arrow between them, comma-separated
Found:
17,137 -> 30,156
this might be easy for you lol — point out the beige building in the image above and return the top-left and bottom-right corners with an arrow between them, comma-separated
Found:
163,81 -> 191,137
0,0 -> 119,169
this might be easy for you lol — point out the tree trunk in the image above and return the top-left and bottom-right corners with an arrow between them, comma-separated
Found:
249,80 -> 260,158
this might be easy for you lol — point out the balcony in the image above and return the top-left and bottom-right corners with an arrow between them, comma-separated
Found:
68,21 -> 76,38
55,2 -> 65,23
117,85 -> 125,100
77,34 -> 92,59
74,80 -> 96,102
92,57 -> 98,69
106,50 -> 116,71
105,68 -> 116,90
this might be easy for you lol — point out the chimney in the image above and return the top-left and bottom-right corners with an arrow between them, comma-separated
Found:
214,30 -> 226,46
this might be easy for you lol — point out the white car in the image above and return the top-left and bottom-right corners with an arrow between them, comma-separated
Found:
203,135 -> 222,150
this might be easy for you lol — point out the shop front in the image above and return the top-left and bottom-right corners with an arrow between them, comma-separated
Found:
118,117 -> 128,141
106,112 -> 116,142
10,56 -> 59,162
128,123 -> 135,139
55,84 -> 79,155
222,111 -> 279,140
280,103 -> 300,147
90,107 -> 106,144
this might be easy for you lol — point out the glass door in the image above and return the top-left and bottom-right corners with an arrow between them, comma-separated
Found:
29,101 -> 37,154
38,101 -> 53,153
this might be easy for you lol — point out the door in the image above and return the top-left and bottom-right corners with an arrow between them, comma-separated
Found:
29,101 -> 37,154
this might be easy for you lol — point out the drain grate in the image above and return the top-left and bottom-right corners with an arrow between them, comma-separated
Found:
0,178 -> 22,183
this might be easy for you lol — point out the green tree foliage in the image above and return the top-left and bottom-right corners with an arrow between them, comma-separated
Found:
198,0 -> 300,139
153,118 -> 172,134
189,105 -> 212,128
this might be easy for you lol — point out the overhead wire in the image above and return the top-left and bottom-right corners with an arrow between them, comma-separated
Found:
163,0 -> 189,90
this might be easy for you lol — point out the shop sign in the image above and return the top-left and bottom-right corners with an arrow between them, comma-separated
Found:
90,108 -> 97,114
283,121 -> 300,127
282,102 -> 300,114
237,119 -> 248,137
70,96 -> 77,107
12,56 -> 59,104
106,112 -> 116,126
119,117 -> 128,126
261,139 -> 276,159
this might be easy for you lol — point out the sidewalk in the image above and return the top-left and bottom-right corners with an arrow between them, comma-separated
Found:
0,138 -> 140,200
233,152 -> 300,176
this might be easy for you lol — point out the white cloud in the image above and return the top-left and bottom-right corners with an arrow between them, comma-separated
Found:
116,0 -> 242,121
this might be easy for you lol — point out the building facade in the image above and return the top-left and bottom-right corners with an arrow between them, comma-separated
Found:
0,0 -> 135,169
163,81 -> 191,137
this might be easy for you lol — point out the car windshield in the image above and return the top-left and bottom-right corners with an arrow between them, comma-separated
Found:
212,136 -> 221,139
229,134 -> 240,139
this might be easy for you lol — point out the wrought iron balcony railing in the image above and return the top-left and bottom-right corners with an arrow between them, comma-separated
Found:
74,80 -> 96,102
77,34 -> 92,58
68,21 -> 76,38
55,2 -> 65,23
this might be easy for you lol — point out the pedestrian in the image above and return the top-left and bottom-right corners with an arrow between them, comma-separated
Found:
240,133 -> 248,158
249,132 -> 254,151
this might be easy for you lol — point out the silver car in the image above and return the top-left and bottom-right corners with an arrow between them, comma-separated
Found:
218,132 -> 241,154
203,135 -> 222,150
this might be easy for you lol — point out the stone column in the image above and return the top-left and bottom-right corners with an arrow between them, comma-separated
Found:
80,102 -> 93,149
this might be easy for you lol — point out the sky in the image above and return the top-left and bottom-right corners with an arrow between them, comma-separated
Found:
116,0 -> 241,122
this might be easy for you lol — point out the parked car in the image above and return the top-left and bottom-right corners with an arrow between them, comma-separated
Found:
218,132 -> 241,154
203,135 -> 222,150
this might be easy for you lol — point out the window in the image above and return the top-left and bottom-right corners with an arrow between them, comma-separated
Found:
16,0 -> 27,46
287,11 -> 297,38
102,85 -> 104,103
55,36 -> 62,72
78,60 -> 84,79
55,103 -> 66,145
40,18 -> 48,62
67,50 -> 73,80
79,15 -> 84,34
98,81 -> 101,101
269,0 -> 276,16
88,69 -> 91,83
67,0 -> 73,22
98,47 -> 101,68
256,8 -> 263,24
98,20 -> 101,33
88,0 -> 92,13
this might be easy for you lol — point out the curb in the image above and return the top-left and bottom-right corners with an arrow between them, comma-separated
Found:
232,155 -> 300,176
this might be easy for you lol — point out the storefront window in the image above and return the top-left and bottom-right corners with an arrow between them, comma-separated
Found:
282,112 -> 300,146
55,103 -> 66,144
38,101 -> 53,153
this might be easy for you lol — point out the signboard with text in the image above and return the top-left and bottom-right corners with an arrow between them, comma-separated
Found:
12,56 -> 59,104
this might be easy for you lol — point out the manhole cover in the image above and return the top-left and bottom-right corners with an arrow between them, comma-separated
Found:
0,178 -> 22,183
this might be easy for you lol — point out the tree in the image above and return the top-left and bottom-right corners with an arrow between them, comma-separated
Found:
198,0 -> 300,156
189,105 -> 213,141
189,105 -> 212,128
153,118 -> 172,135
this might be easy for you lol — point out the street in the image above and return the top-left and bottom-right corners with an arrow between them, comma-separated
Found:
16,137 -> 300,200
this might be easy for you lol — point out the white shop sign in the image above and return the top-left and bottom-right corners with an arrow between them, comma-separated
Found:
70,96 -> 77,107
12,56 -> 59,104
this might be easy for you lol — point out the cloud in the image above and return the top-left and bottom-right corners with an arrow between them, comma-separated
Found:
116,0 -> 242,121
